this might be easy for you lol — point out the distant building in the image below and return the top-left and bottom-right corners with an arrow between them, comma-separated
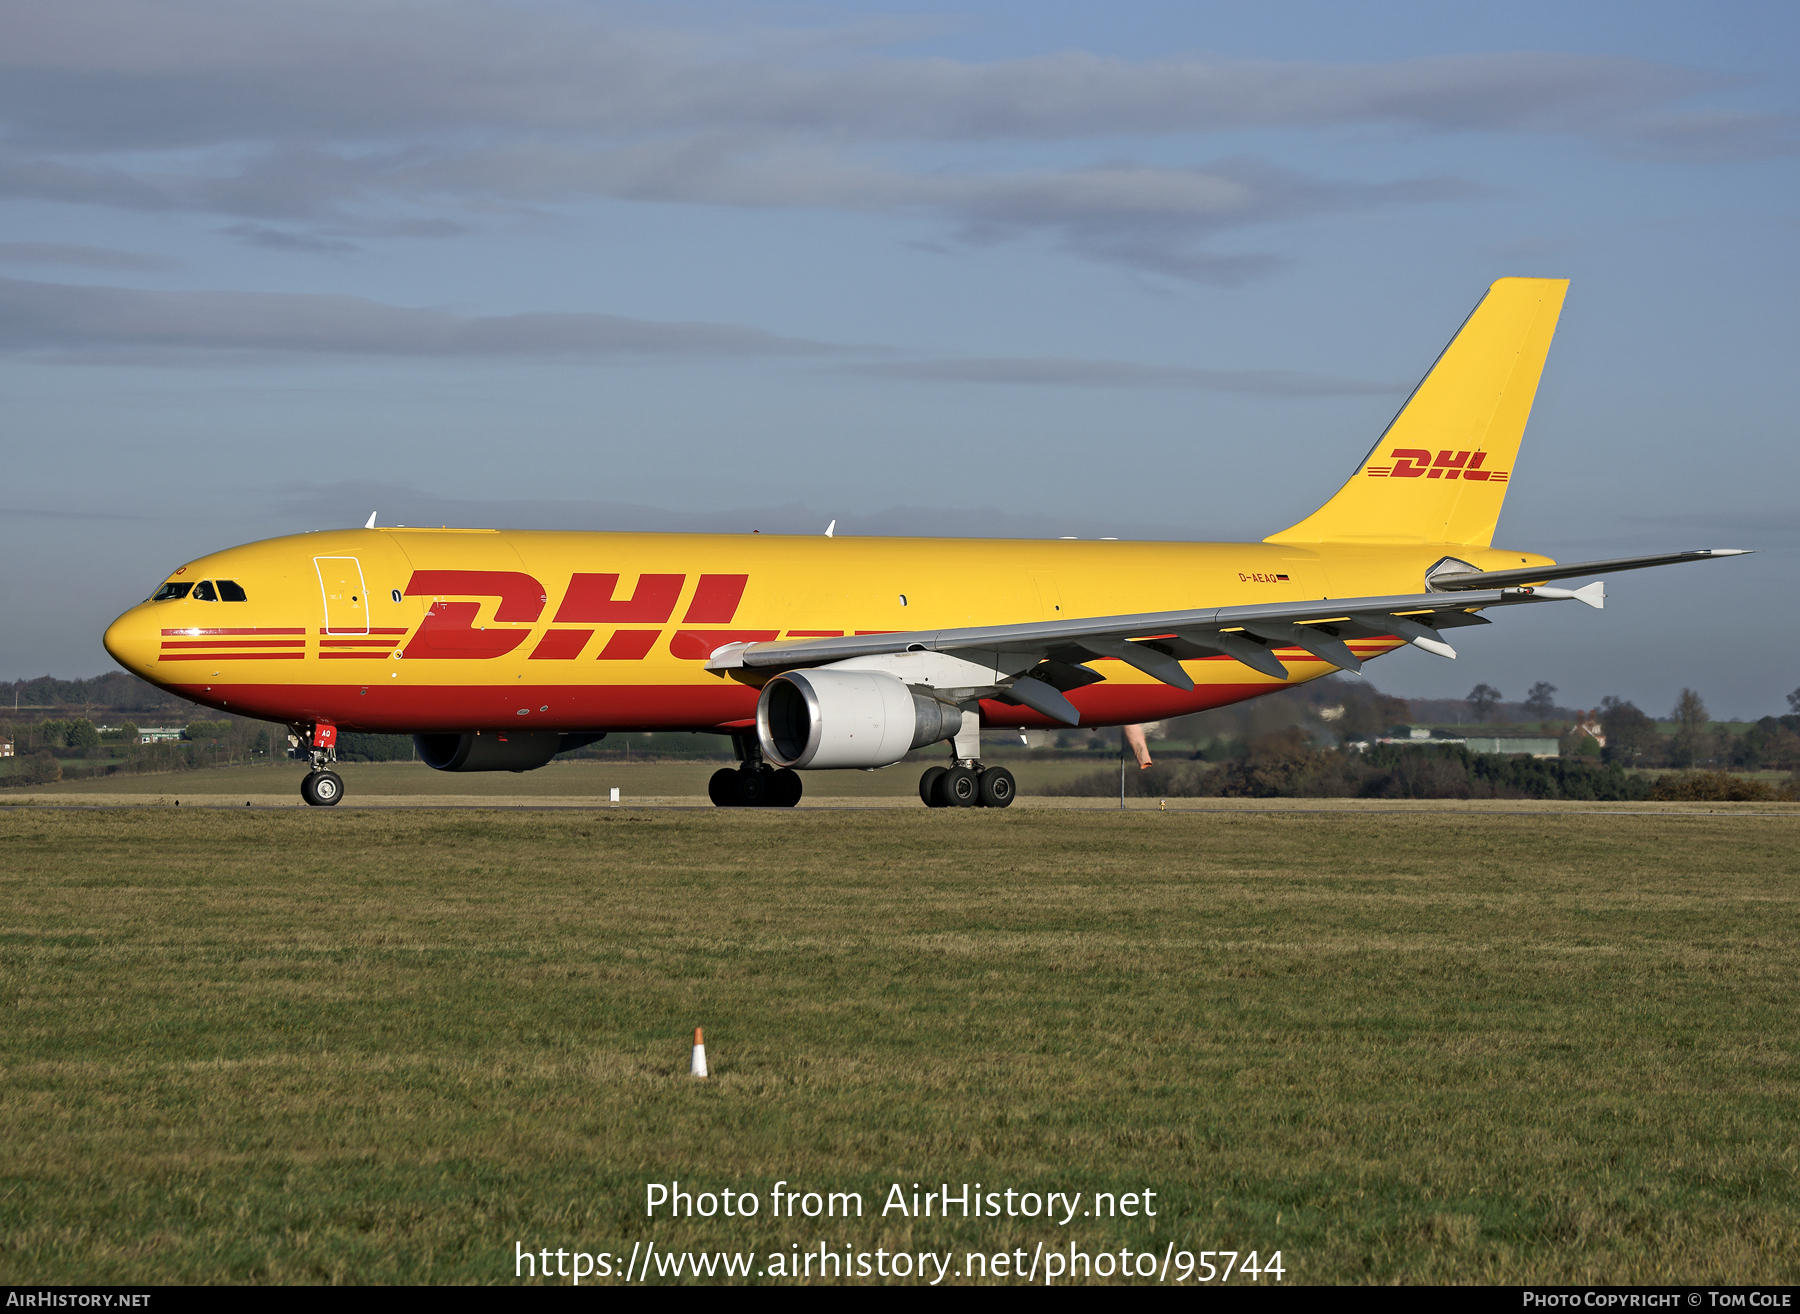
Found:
1460,736 -> 1561,758
1370,725 -> 1560,758
0,737 -> 12,758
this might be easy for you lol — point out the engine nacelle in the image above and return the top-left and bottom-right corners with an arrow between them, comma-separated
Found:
414,730 -> 601,773
757,669 -> 962,769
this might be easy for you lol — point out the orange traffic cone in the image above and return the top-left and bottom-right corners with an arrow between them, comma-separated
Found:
690,1027 -> 708,1078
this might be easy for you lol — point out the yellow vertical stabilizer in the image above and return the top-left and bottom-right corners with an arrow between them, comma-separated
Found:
1266,277 -> 1568,547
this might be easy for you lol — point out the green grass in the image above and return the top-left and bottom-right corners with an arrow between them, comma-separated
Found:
8,756 -> 1118,800
1,808 -> 1796,1284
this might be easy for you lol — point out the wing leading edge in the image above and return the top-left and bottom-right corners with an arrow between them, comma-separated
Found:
704,583 -> 1593,725
705,549 -> 1746,726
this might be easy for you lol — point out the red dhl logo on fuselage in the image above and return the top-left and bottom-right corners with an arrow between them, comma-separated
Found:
160,571 -> 842,664
158,568 -> 1403,666
1365,448 -> 1509,482
402,570 -> 776,661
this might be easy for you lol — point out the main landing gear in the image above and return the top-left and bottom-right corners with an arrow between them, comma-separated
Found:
709,731 -> 802,808
919,762 -> 1015,808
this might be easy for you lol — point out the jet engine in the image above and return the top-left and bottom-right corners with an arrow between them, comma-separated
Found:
413,730 -> 604,773
757,669 -> 962,769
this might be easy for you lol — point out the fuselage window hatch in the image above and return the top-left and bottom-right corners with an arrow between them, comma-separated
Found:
151,582 -> 193,601
192,580 -> 218,601
218,580 -> 248,602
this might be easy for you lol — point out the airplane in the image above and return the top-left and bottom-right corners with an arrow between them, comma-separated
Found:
101,277 -> 1747,809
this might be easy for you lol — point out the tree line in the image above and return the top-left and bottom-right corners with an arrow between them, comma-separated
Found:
1,716 -> 282,787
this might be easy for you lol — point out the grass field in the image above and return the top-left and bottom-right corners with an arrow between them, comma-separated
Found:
3,757 -> 1123,803
2,806 -> 1796,1285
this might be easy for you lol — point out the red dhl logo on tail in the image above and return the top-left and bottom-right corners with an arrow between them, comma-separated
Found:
1365,448 -> 1508,482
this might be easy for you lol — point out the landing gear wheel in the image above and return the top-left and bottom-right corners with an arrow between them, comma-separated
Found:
300,770 -> 343,807
732,767 -> 769,807
769,767 -> 803,808
978,766 -> 1016,809
708,768 -> 737,807
939,765 -> 980,808
919,766 -> 948,807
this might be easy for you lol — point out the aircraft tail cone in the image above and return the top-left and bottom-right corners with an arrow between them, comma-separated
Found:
690,1027 -> 708,1079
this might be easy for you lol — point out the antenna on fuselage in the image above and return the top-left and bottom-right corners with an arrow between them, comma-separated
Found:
824,519 -> 836,537
364,511 -> 378,529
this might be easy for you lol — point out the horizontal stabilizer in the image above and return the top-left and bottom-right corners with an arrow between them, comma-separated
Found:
1428,549 -> 1750,591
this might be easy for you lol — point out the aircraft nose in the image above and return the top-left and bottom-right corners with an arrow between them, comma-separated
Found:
103,606 -> 159,677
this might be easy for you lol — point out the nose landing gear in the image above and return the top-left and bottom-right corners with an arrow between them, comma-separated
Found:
295,723 -> 344,807
300,769 -> 344,806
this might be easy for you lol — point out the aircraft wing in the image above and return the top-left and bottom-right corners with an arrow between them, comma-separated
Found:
705,582 -> 1600,725
1428,548 -> 1750,591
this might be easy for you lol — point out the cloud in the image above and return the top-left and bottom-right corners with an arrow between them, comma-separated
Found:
0,275 -> 843,360
1491,235 -> 1583,261
220,223 -> 358,254
0,241 -> 181,270
0,275 -> 1398,389
1,3 -> 1779,277
838,357 -> 1402,396
1612,110 -> 1799,163
0,8 -> 1734,147
1620,510 -> 1798,538
0,505 -> 156,521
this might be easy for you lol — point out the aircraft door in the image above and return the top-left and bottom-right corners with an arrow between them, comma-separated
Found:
314,556 -> 371,635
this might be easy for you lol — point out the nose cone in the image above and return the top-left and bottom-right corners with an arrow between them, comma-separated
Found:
104,604 -> 159,679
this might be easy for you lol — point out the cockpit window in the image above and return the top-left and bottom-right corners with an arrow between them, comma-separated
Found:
192,580 -> 218,601
217,579 -> 248,601
151,582 -> 193,601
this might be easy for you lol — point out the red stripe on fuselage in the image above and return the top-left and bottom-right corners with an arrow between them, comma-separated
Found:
155,679 -> 1285,735
160,639 -> 305,648
161,627 -> 304,636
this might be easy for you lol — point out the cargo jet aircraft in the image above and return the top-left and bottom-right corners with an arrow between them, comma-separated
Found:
102,278 -> 1746,808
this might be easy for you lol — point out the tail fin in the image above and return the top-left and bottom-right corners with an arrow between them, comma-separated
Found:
1265,277 -> 1568,547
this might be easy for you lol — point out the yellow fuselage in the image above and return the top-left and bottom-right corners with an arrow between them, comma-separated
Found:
102,529 -> 1549,735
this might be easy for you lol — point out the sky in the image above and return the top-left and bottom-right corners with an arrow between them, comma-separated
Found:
2,0 -> 1795,718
